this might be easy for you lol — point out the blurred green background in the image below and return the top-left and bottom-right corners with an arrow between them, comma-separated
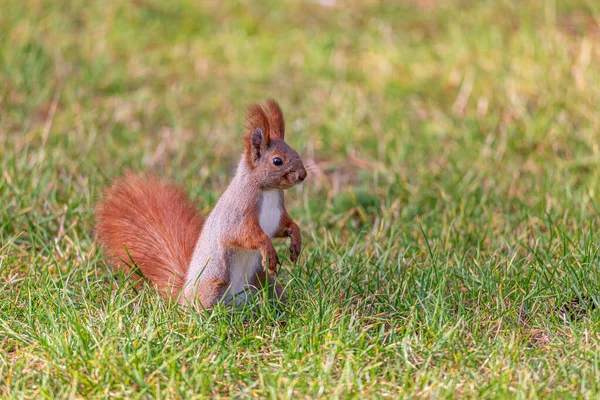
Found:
2,0 -> 600,398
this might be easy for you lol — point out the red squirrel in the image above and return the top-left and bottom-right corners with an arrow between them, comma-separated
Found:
95,100 -> 306,307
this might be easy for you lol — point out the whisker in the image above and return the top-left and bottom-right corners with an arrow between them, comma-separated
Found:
303,162 -> 321,170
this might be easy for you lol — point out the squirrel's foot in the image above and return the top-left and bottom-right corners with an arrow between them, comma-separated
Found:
273,283 -> 287,303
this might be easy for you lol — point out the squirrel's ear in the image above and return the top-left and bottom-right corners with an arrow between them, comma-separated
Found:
244,104 -> 270,166
266,99 -> 285,140
249,128 -> 267,163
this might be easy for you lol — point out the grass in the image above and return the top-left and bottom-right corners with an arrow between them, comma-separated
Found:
1,0 -> 600,397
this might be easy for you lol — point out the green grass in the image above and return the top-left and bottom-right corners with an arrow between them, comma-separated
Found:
2,0 -> 600,397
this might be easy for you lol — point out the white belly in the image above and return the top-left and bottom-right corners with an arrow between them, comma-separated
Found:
259,190 -> 282,237
229,250 -> 261,294
227,191 -> 282,300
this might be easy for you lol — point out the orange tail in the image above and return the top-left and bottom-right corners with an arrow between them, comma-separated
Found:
95,173 -> 204,297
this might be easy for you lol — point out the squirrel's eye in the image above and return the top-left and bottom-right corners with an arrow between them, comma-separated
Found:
273,157 -> 283,166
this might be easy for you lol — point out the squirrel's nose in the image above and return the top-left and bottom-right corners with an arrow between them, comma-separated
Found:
298,168 -> 307,182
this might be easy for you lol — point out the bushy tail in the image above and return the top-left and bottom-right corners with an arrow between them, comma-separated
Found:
95,173 -> 204,297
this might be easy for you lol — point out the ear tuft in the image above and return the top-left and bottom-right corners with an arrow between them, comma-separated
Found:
265,99 -> 285,139
244,104 -> 270,166
244,104 -> 270,144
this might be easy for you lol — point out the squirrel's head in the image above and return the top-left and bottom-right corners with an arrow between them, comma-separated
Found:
243,100 -> 307,190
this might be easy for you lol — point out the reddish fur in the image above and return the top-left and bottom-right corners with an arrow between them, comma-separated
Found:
223,215 -> 280,274
95,100 -> 301,305
244,104 -> 271,162
95,172 -> 204,297
265,99 -> 285,139
198,278 -> 230,308
243,99 -> 287,164
275,209 -> 301,263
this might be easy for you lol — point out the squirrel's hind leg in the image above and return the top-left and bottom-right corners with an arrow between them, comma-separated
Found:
195,278 -> 230,309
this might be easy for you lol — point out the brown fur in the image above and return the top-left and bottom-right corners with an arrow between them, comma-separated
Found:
244,104 -> 271,165
96,100 -> 305,307
243,99 -> 288,167
241,101 -> 306,190
276,209 -> 302,263
265,99 -> 285,139
197,278 -> 230,308
95,172 -> 204,297
223,215 -> 280,274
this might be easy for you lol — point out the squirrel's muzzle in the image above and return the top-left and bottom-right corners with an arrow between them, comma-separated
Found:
298,168 -> 307,182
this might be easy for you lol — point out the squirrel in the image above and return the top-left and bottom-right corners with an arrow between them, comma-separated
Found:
95,100 -> 307,308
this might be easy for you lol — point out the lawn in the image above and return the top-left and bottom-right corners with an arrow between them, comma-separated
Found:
1,0 -> 600,398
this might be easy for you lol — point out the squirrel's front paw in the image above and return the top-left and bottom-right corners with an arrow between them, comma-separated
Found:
288,224 -> 301,264
289,242 -> 300,263
262,247 -> 280,275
